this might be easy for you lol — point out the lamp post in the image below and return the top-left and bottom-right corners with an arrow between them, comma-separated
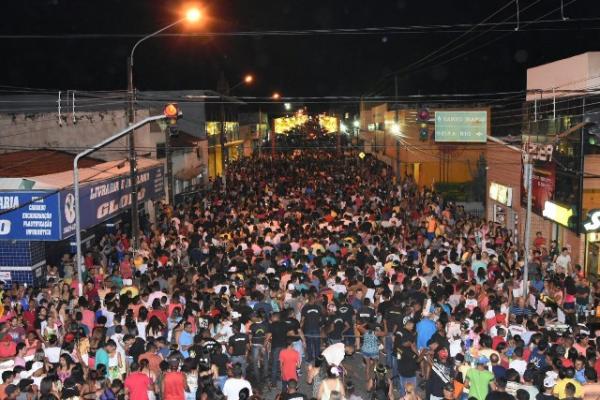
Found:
218,74 -> 253,190
74,114 -> 171,296
126,7 -> 200,250
271,92 -> 281,158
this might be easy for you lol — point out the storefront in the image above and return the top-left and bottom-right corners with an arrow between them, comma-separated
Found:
0,159 -> 165,286
584,209 -> 600,276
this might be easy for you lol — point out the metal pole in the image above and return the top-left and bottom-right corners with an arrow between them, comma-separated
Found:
219,95 -> 227,191
258,107 -> 262,157
165,127 -> 174,205
271,119 -> 276,158
73,115 -> 166,297
127,56 -> 140,253
73,163 -> 83,297
523,157 -> 533,298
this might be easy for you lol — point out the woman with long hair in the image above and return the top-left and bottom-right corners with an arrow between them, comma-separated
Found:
317,364 -> 345,400
137,306 -> 149,341
57,353 -> 75,383
80,369 -> 104,400
146,315 -> 166,340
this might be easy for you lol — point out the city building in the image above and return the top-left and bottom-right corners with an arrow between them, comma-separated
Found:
359,102 -> 488,202
0,152 -> 163,285
487,52 -> 600,272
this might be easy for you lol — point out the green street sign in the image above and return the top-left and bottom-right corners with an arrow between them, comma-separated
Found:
434,111 -> 487,143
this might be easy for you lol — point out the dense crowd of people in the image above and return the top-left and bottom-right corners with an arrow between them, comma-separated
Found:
0,152 -> 598,400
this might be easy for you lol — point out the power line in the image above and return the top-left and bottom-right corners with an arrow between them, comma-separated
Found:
0,17 -> 598,39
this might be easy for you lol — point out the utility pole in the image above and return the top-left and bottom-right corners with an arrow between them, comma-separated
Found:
217,74 -> 229,191
271,118 -> 276,158
126,56 -> 140,252
165,127 -> 174,205
394,75 -> 400,180
258,107 -> 262,157
522,145 -> 533,298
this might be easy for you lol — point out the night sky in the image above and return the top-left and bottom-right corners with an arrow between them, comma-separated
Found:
2,0 -> 600,102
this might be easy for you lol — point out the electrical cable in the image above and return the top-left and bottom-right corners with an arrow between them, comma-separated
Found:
0,17 -> 598,39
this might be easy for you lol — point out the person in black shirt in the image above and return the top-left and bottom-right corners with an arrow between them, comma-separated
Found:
124,334 -> 146,363
396,336 -> 421,396
249,311 -> 269,381
228,322 -> 250,377
327,315 -> 348,344
301,294 -> 323,363
357,298 -> 376,325
383,295 -> 404,386
486,377 -> 515,400
211,343 -> 229,390
280,379 -> 307,400
200,329 -> 219,356
269,312 -> 290,386
336,294 -> 355,346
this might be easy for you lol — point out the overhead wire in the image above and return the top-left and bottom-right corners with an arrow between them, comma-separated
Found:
369,0 -> 548,97
0,17 -> 598,39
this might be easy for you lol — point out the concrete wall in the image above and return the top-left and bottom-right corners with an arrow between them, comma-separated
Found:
526,52 -> 600,100
0,108 -> 157,162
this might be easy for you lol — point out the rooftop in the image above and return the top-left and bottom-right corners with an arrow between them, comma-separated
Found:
0,150 -> 102,178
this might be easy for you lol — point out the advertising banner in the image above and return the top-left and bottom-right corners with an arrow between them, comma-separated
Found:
0,191 -> 61,240
60,166 -> 165,240
521,160 -> 556,216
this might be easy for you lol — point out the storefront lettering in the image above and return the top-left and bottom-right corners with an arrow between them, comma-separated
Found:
584,209 -> 600,232
0,220 -> 10,235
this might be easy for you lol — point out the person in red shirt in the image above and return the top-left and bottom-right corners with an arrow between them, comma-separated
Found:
120,255 -> 133,281
125,362 -> 154,400
279,338 -> 300,392
533,231 -> 546,250
162,359 -> 188,400
148,300 -> 168,325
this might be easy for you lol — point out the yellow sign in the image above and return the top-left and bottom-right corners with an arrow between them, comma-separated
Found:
319,115 -> 338,133
274,115 -> 308,134
206,122 -> 239,136
542,201 -> 574,227
489,182 -> 512,207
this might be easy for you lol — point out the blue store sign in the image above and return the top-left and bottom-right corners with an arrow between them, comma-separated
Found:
0,165 -> 164,241
0,191 -> 61,240
60,166 -> 164,240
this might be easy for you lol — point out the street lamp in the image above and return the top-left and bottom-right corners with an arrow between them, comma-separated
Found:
284,103 -> 292,111
272,92 -> 281,100
228,74 -> 254,93
126,7 -> 201,251
219,74 -> 254,189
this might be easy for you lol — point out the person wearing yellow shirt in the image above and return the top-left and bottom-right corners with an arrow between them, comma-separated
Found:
554,368 -> 583,399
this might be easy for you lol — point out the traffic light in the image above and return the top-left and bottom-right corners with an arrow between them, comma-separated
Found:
417,108 -> 430,141
587,122 -> 600,146
163,103 -> 182,137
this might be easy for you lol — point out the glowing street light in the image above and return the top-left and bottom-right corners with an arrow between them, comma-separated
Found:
340,122 -> 348,132
123,5 -> 203,267
353,120 -> 360,128
229,74 -> 255,92
390,123 -> 401,136
185,8 -> 202,23
272,92 -> 281,100
284,103 -> 291,110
